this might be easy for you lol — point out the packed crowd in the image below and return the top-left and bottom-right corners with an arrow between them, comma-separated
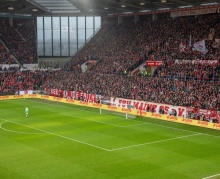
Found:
0,23 -> 37,65
65,14 -> 220,75
0,44 -> 15,64
43,70 -> 220,111
0,70 -> 49,92
144,14 -> 220,61
0,14 -> 220,113
16,24 -> 37,64
154,60 -> 220,80
64,20 -> 146,73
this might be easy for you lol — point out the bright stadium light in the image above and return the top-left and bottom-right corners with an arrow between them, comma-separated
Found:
8,6 -> 14,10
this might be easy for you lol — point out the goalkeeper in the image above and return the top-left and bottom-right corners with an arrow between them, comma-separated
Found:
25,107 -> 29,118
127,104 -> 133,109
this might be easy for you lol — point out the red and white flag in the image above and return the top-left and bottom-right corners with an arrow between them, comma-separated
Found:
179,41 -> 187,52
193,40 -> 208,54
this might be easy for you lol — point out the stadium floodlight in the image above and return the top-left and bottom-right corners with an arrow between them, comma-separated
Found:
8,6 -> 14,10
157,8 -> 170,10
200,2 -> 218,6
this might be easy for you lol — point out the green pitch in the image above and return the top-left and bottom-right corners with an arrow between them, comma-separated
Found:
0,99 -> 220,179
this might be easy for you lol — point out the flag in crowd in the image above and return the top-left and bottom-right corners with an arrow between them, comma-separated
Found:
193,40 -> 208,54
179,41 -> 187,52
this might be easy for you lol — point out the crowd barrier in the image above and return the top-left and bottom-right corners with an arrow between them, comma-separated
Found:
1,94 -> 220,131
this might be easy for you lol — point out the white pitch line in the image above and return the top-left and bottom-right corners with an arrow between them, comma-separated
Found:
120,123 -> 146,127
109,133 -> 201,151
0,118 -> 110,151
60,113 -> 144,128
23,99 -> 220,139
60,113 -> 123,127
0,121 -> 43,135
0,106 -> 43,112
202,173 -> 220,179
24,99 -> 126,120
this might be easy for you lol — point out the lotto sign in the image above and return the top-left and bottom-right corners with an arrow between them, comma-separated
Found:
146,61 -> 163,66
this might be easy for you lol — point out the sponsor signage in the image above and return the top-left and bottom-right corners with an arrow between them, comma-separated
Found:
0,96 -> 9,100
121,108 -> 132,113
13,95 -> 23,98
167,115 -> 178,121
41,95 -> 49,99
87,60 -> 97,64
146,61 -> 163,66
66,99 -> 75,103
0,94 -> 219,131
213,123 -> 220,129
79,101 -> 89,105
151,113 -> 162,118
92,103 -> 102,108
28,94 -> 38,98
53,97 -> 62,101
182,118 -> 193,124
197,121 -> 209,126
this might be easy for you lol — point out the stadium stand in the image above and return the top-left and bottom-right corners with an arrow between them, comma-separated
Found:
63,14 -> 220,80
0,70 -> 49,92
0,13 -> 219,118
0,23 -> 37,65
0,44 -> 15,64
44,14 -> 220,114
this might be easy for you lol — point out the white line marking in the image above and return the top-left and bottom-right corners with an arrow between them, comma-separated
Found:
60,113 -> 144,128
20,99 -> 220,139
202,173 -> 220,179
0,106 -> 43,112
0,121 -> 43,134
121,123 -> 146,127
0,118 -> 203,152
109,133 -> 201,151
0,118 -> 110,151
60,113 -> 122,127
24,99 -> 126,119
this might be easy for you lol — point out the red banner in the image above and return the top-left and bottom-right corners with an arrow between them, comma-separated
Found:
50,89 -> 98,102
187,107 -> 219,121
87,60 -> 97,64
111,97 -> 186,117
146,61 -> 163,66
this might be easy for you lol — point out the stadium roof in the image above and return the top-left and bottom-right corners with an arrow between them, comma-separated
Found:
0,0 -> 219,17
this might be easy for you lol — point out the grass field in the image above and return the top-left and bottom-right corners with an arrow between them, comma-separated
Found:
0,98 -> 220,179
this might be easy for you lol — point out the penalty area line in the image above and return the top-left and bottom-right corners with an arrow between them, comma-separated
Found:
60,113 -> 145,128
60,113 -> 122,127
109,133 -> 201,151
202,173 -> 220,179
0,118 -> 110,152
